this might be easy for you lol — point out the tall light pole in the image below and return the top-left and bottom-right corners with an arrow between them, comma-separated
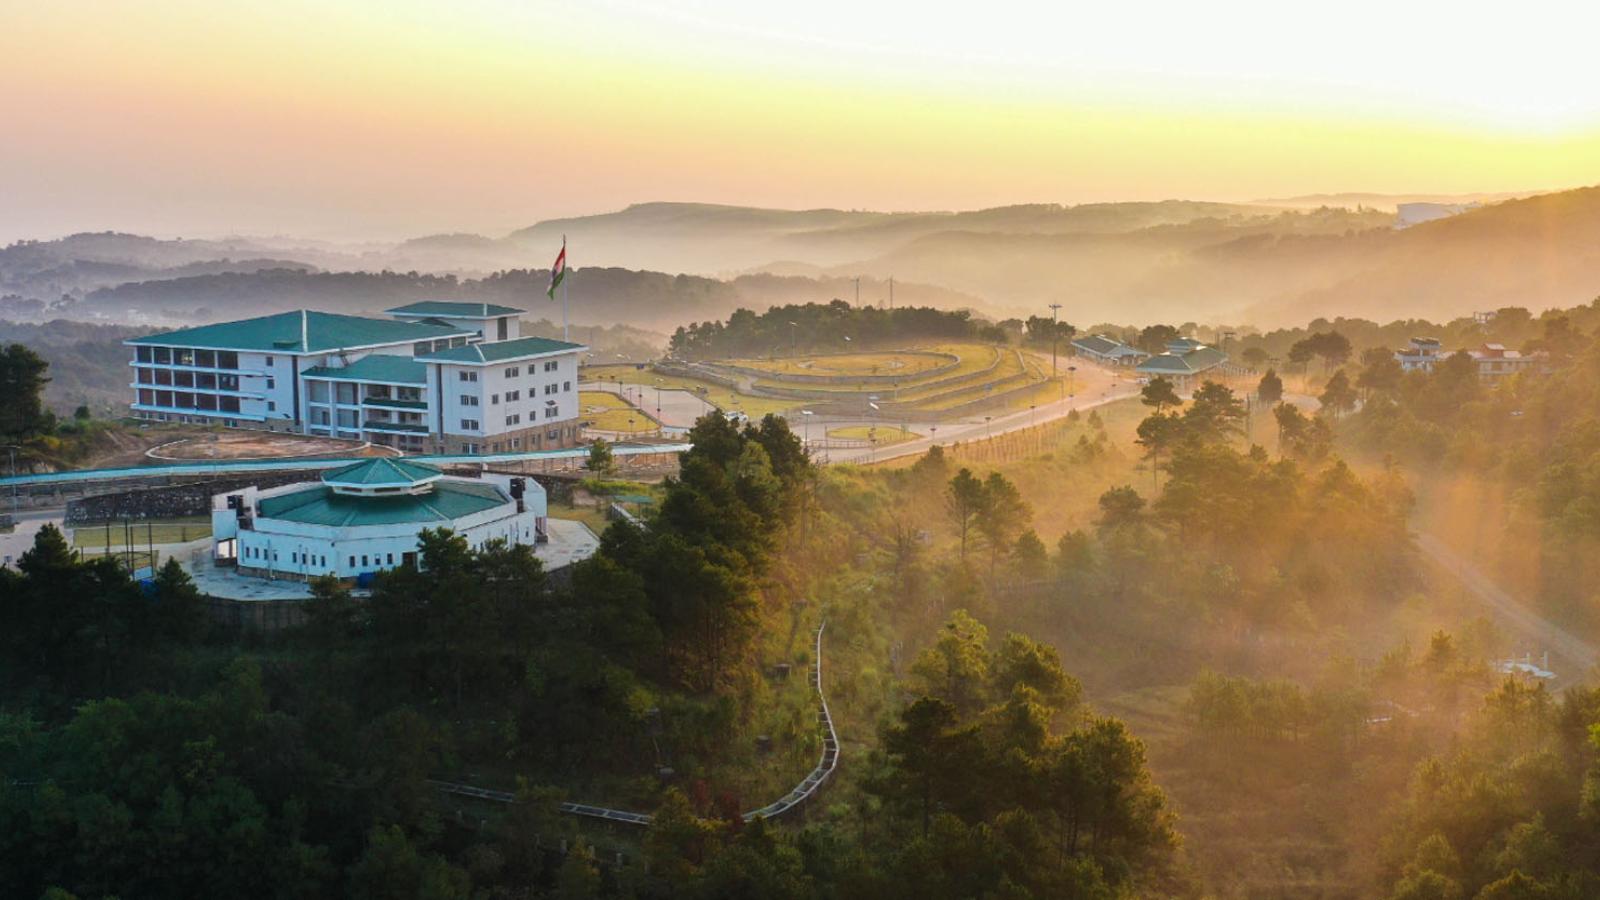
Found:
1048,303 -> 1063,380
801,409 -> 814,453
788,321 -> 799,357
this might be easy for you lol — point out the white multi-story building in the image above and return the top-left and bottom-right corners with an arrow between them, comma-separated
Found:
126,303 -> 587,453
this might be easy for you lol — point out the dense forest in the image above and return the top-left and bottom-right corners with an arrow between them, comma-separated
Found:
667,301 -> 1003,359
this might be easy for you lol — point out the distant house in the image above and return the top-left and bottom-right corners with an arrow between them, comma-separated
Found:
1395,337 -> 1443,372
1460,343 -> 1540,384
1135,339 -> 1229,392
1071,334 -> 1149,367
1393,338 -> 1541,384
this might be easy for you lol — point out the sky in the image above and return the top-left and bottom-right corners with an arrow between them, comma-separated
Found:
2,0 -> 1598,243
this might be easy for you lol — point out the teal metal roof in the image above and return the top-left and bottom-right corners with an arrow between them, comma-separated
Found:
388,301 -> 524,318
257,480 -> 507,526
128,311 -> 474,353
322,457 -> 442,487
420,335 -> 586,364
1137,345 -> 1228,374
1073,334 -> 1146,358
302,355 -> 427,385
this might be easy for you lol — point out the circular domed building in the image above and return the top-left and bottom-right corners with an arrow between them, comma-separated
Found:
211,457 -> 545,582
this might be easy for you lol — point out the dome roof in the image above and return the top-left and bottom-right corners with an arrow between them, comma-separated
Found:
320,458 -> 442,496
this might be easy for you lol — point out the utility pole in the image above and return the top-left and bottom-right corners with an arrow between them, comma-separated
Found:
1048,303 -> 1064,381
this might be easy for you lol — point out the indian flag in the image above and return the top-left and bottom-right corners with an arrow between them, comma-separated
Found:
546,238 -> 567,300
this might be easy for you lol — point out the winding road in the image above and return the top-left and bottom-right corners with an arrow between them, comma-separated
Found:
1416,532 -> 1599,678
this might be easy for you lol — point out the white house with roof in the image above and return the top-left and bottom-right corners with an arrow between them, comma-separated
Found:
211,457 -> 546,583
127,303 -> 587,453
1395,337 -> 1443,372
1071,334 -> 1149,367
1135,338 -> 1230,391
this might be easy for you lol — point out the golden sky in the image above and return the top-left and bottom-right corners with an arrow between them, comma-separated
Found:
3,0 -> 1598,241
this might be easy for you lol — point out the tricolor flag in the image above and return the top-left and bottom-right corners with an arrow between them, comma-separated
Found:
547,238 -> 567,300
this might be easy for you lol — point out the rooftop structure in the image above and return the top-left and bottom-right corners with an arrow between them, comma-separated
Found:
1136,340 -> 1230,391
128,308 -> 588,455
1393,338 -> 1542,383
1071,334 -> 1149,366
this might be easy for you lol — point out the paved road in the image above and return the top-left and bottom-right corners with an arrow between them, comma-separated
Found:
1416,532 -> 1599,677
821,372 -> 1141,465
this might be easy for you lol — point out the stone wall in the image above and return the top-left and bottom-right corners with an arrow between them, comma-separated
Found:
66,473 -> 308,524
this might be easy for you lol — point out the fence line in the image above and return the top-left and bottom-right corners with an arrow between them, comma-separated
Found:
431,619 -> 839,828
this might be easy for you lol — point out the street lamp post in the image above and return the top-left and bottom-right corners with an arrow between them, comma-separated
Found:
800,409 -> 814,453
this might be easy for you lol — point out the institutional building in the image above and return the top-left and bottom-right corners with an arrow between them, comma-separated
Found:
1135,337 -> 1230,391
211,458 -> 545,582
126,303 -> 586,453
1071,334 -> 1149,367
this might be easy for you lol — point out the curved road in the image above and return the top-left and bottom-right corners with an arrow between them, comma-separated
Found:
1416,532 -> 1599,677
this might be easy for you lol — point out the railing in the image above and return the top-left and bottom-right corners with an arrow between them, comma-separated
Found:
431,619 -> 839,827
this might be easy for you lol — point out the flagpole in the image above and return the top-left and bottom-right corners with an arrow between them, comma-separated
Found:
562,236 -> 569,342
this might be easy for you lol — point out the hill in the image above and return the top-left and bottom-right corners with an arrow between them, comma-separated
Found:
79,267 -> 982,333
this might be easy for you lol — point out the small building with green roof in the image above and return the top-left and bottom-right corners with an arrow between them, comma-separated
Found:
211,458 -> 548,582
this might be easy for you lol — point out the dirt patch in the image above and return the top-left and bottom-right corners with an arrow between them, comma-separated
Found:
148,432 -> 387,461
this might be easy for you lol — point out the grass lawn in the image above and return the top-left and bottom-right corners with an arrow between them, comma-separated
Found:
731,350 -> 952,378
548,500 -> 612,535
826,424 -> 922,444
578,390 -> 657,432
73,517 -> 211,548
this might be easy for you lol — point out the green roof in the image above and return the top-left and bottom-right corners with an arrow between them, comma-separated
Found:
420,335 -> 586,364
129,311 -> 474,353
257,480 -> 506,527
1137,346 -> 1229,374
302,355 -> 427,385
1072,334 -> 1146,358
322,458 -> 442,487
388,301 -> 524,318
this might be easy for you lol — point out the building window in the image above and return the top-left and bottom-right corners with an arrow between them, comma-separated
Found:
544,360 -> 558,372
361,555 -> 369,566
563,381 -> 571,391
458,371 -> 478,382
505,414 -> 519,426
460,395 -> 478,406
136,346 -> 152,363
153,347 -> 171,364
387,553 -> 394,565
491,394 -> 499,404
544,407 -> 556,419
460,419 -> 479,431
265,356 -> 274,366
265,377 -> 275,390
267,401 -> 276,412
505,390 -> 519,401
349,556 -> 355,568
505,366 -> 519,377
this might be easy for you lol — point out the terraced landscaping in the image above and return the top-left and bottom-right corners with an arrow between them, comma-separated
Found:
584,342 -> 1060,422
